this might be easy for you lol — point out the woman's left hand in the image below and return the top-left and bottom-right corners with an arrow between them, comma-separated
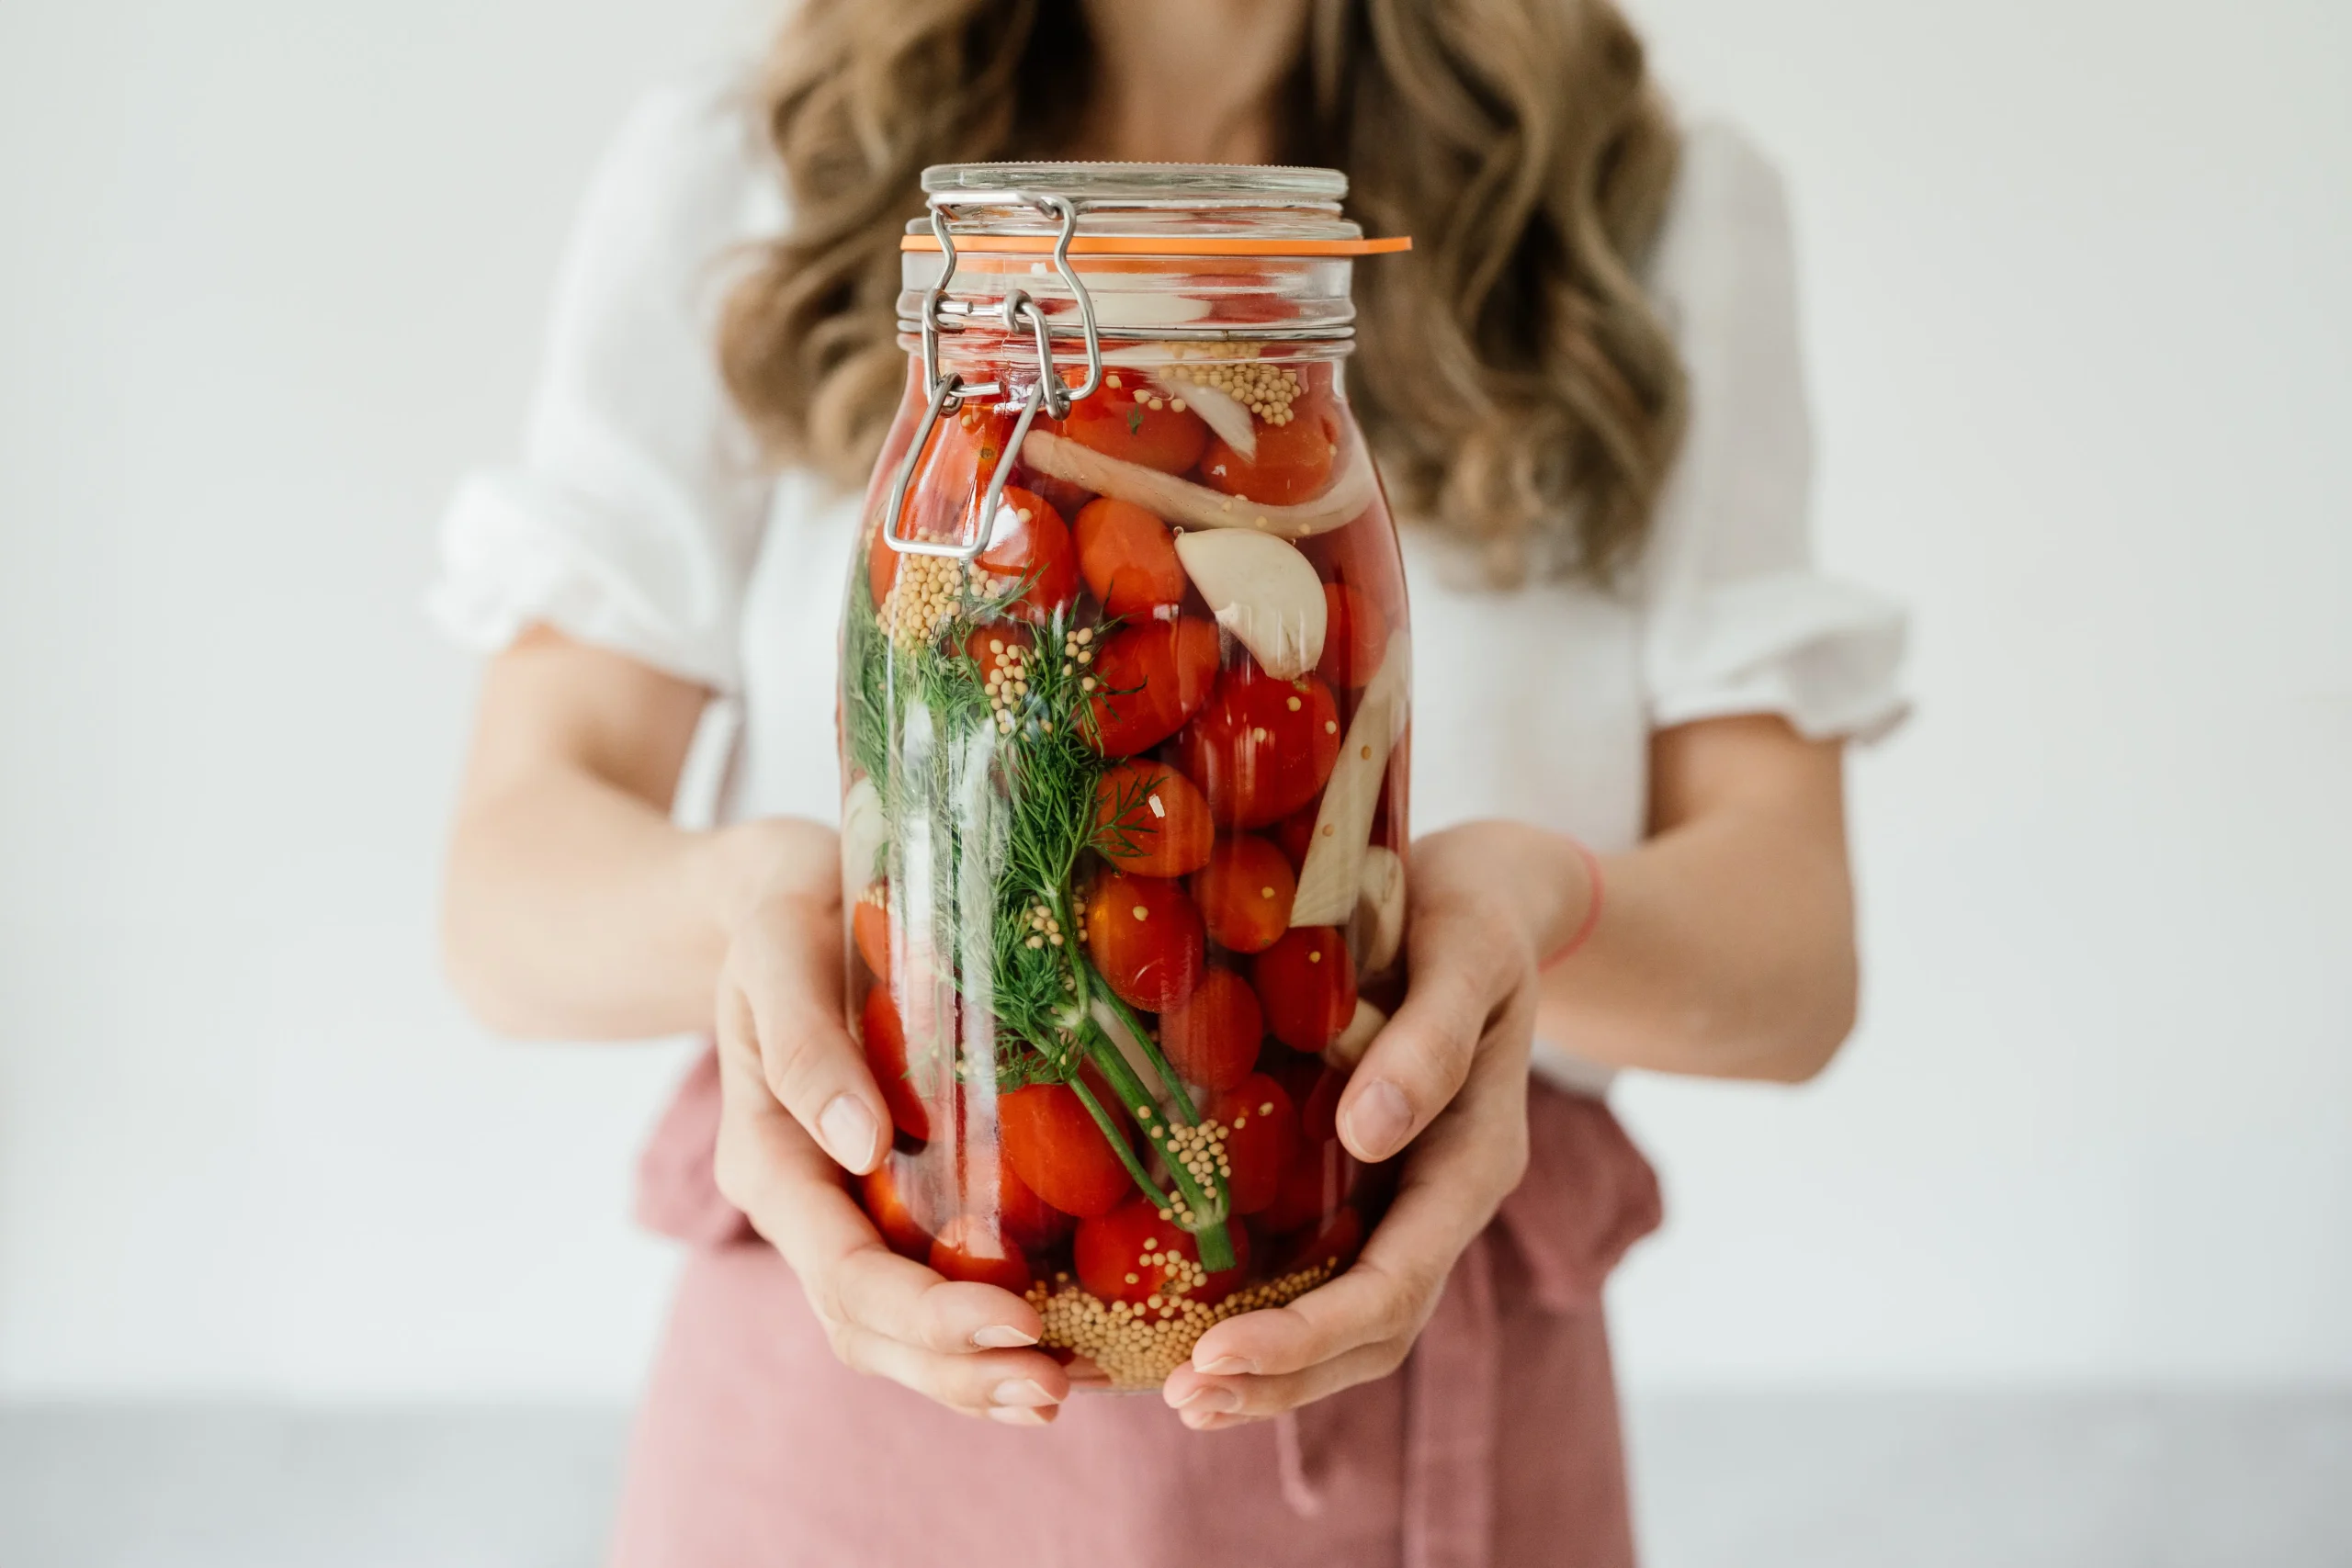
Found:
1161,820 -> 1590,1427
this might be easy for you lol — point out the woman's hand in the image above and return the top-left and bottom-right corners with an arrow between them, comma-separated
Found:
707,818 -> 1074,1425
1161,820 -> 1593,1427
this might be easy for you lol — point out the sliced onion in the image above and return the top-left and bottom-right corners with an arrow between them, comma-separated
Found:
1020,427 -> 1377,539
1292,631 -> 1410,927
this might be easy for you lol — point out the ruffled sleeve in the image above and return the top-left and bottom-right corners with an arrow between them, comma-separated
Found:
1638,124 -> 1909,742
428,76 -> 782,694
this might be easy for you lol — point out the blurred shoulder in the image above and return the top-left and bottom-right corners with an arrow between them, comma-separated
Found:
1644,117 -> 1799,316
577,63 -> 785,259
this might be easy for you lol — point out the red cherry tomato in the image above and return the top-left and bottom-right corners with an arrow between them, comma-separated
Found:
1074,498 -> 1186,616
962,620 -> 1035,674
930,1214 -> 1033,1294
989,1150 -> 1077,1254
1208,1073 -> 1299,1216
1197,400 -> 1340,506
1272,802 -> 1319,873
1074,1197 -> 1250,1306
1156,966 -> 1263,1091
1091,760 -> 1213,877
1260,1137 -> 1358,1235
861,984 -> 933,1144
1193,834 -> 1297,953
999,1079 -> 1133,1219
1298,1064 -> 1345,1144
1251,926 -> 1357,1053
851,885 -> 890,986
859,1154 -> 936,1259
1084,870 -> 1204,1012
1279,1204 -> 1364,1276
1085,617 -> 1221,757
1177,663 -> 1342,828
1020,470 -> 1095,523
1316,581 -> 1388,689
973,487 -> 1077,625
1059,377 -> 1210,474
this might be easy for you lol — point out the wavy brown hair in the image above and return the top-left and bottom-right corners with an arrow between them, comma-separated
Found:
720,0 -> 1686,583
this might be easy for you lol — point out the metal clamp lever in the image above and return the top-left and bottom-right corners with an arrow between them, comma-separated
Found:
880,192 -> 1102,560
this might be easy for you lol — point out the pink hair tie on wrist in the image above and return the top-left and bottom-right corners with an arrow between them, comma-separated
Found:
1541,837 -> 1605,970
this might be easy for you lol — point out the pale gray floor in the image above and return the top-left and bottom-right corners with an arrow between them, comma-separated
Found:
2,1393 -> 2347,1567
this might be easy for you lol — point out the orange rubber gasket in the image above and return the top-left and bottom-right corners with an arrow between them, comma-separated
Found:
900,233 -> 1411,257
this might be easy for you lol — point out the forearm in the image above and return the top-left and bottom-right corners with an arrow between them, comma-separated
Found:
443,761 -> 757,1040
1537,807 -> 1857,1082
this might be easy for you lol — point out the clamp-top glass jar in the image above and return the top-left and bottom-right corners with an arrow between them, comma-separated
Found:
840,164 -> 1412,1389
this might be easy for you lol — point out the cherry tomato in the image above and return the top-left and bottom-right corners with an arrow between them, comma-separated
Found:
1279,1204 -> 1364,1276
1259,1137 -> 1357,1235
1085,617 -> 1221,757
929,1214 -> 1034,1293
1297,1064 -> 1345,1144
1073,498 -> 1186,616
1156,966 -> 1263,1091
962,620 -> 1035,674
1177,663 -> 1342,828
851,884 -> 890,986
1272,802 -> 1319,872
1059,376 -> 1209,474
1193,834 -> 1297,953
859,1153 -> 936,1260
973,487 -> 1078,625
1084,870 -> 1204,1012
1251,926 -> 1357,1053
1091,760 -> 1212,877
1197,399 -> 1340,506
1021,470 -> 1095,523
999,1079 -> 1133,1219
1208,1073 -> 1299,1216
1074,1197 -> 1250,1307
988,1150 -> 1077,1254
1317,581 -> 1388,689
861,984 -> 933,1144
867,403 -> 1016,607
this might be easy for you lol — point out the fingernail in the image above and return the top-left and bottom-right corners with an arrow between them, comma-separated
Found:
1175,1384 -> 1238,1415
991,1378 -> 1060,1408
972,1325 -> 1040,1349
1341,1079 -> 1413,1160
1181,1406 -> 1229,1430
1195,1355 -> 1255,1376
819,1095 -> 881,1169
987,1405 -> 1052,1427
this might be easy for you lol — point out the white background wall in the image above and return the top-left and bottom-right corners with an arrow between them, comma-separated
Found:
1,0 -> 2345,1401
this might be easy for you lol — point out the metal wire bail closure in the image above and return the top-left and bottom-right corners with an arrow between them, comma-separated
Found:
882,192 -> 1104,560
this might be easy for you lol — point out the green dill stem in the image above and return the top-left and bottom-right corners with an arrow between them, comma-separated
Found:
1065,1070 -> 1174,1212
1076,1019 -> 1238,1274
1096,983 -> 1203,1128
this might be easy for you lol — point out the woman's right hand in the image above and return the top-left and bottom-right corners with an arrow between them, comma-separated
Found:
706,818 -> 1074,1424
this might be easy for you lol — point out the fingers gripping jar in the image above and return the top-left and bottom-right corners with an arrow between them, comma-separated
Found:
840,165 -> 1411,1389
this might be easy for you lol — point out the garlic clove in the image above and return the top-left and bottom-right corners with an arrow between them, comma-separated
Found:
1328,997 -> 1388,1071
1171,530 -> 1329,680
1291,631 -> 1410,926
1352,845 -> 1407,976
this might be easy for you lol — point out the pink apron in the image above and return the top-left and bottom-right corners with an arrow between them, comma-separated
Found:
614,1052 -> 1663,1568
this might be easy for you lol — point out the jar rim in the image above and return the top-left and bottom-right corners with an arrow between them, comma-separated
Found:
921,161 -> 1350,204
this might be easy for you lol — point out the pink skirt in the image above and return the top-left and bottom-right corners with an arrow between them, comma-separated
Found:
613,1054 -> 1663,1568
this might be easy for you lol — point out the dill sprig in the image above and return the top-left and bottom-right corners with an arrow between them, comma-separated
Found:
842,535 -> 1235,1270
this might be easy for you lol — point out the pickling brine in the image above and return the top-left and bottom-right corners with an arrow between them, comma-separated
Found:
838,164 -> 1410,1388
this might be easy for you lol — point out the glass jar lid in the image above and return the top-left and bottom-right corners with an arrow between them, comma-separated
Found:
899,163 -> 1407,344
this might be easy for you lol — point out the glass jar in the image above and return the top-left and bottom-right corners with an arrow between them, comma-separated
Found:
838,164 -> 1411,1389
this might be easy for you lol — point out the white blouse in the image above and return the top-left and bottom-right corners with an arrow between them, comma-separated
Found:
432,74 -> 1907,1091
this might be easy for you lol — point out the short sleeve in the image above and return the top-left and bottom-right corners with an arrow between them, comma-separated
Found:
428,77 -> 782,694
1638,124 -> 1909,742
